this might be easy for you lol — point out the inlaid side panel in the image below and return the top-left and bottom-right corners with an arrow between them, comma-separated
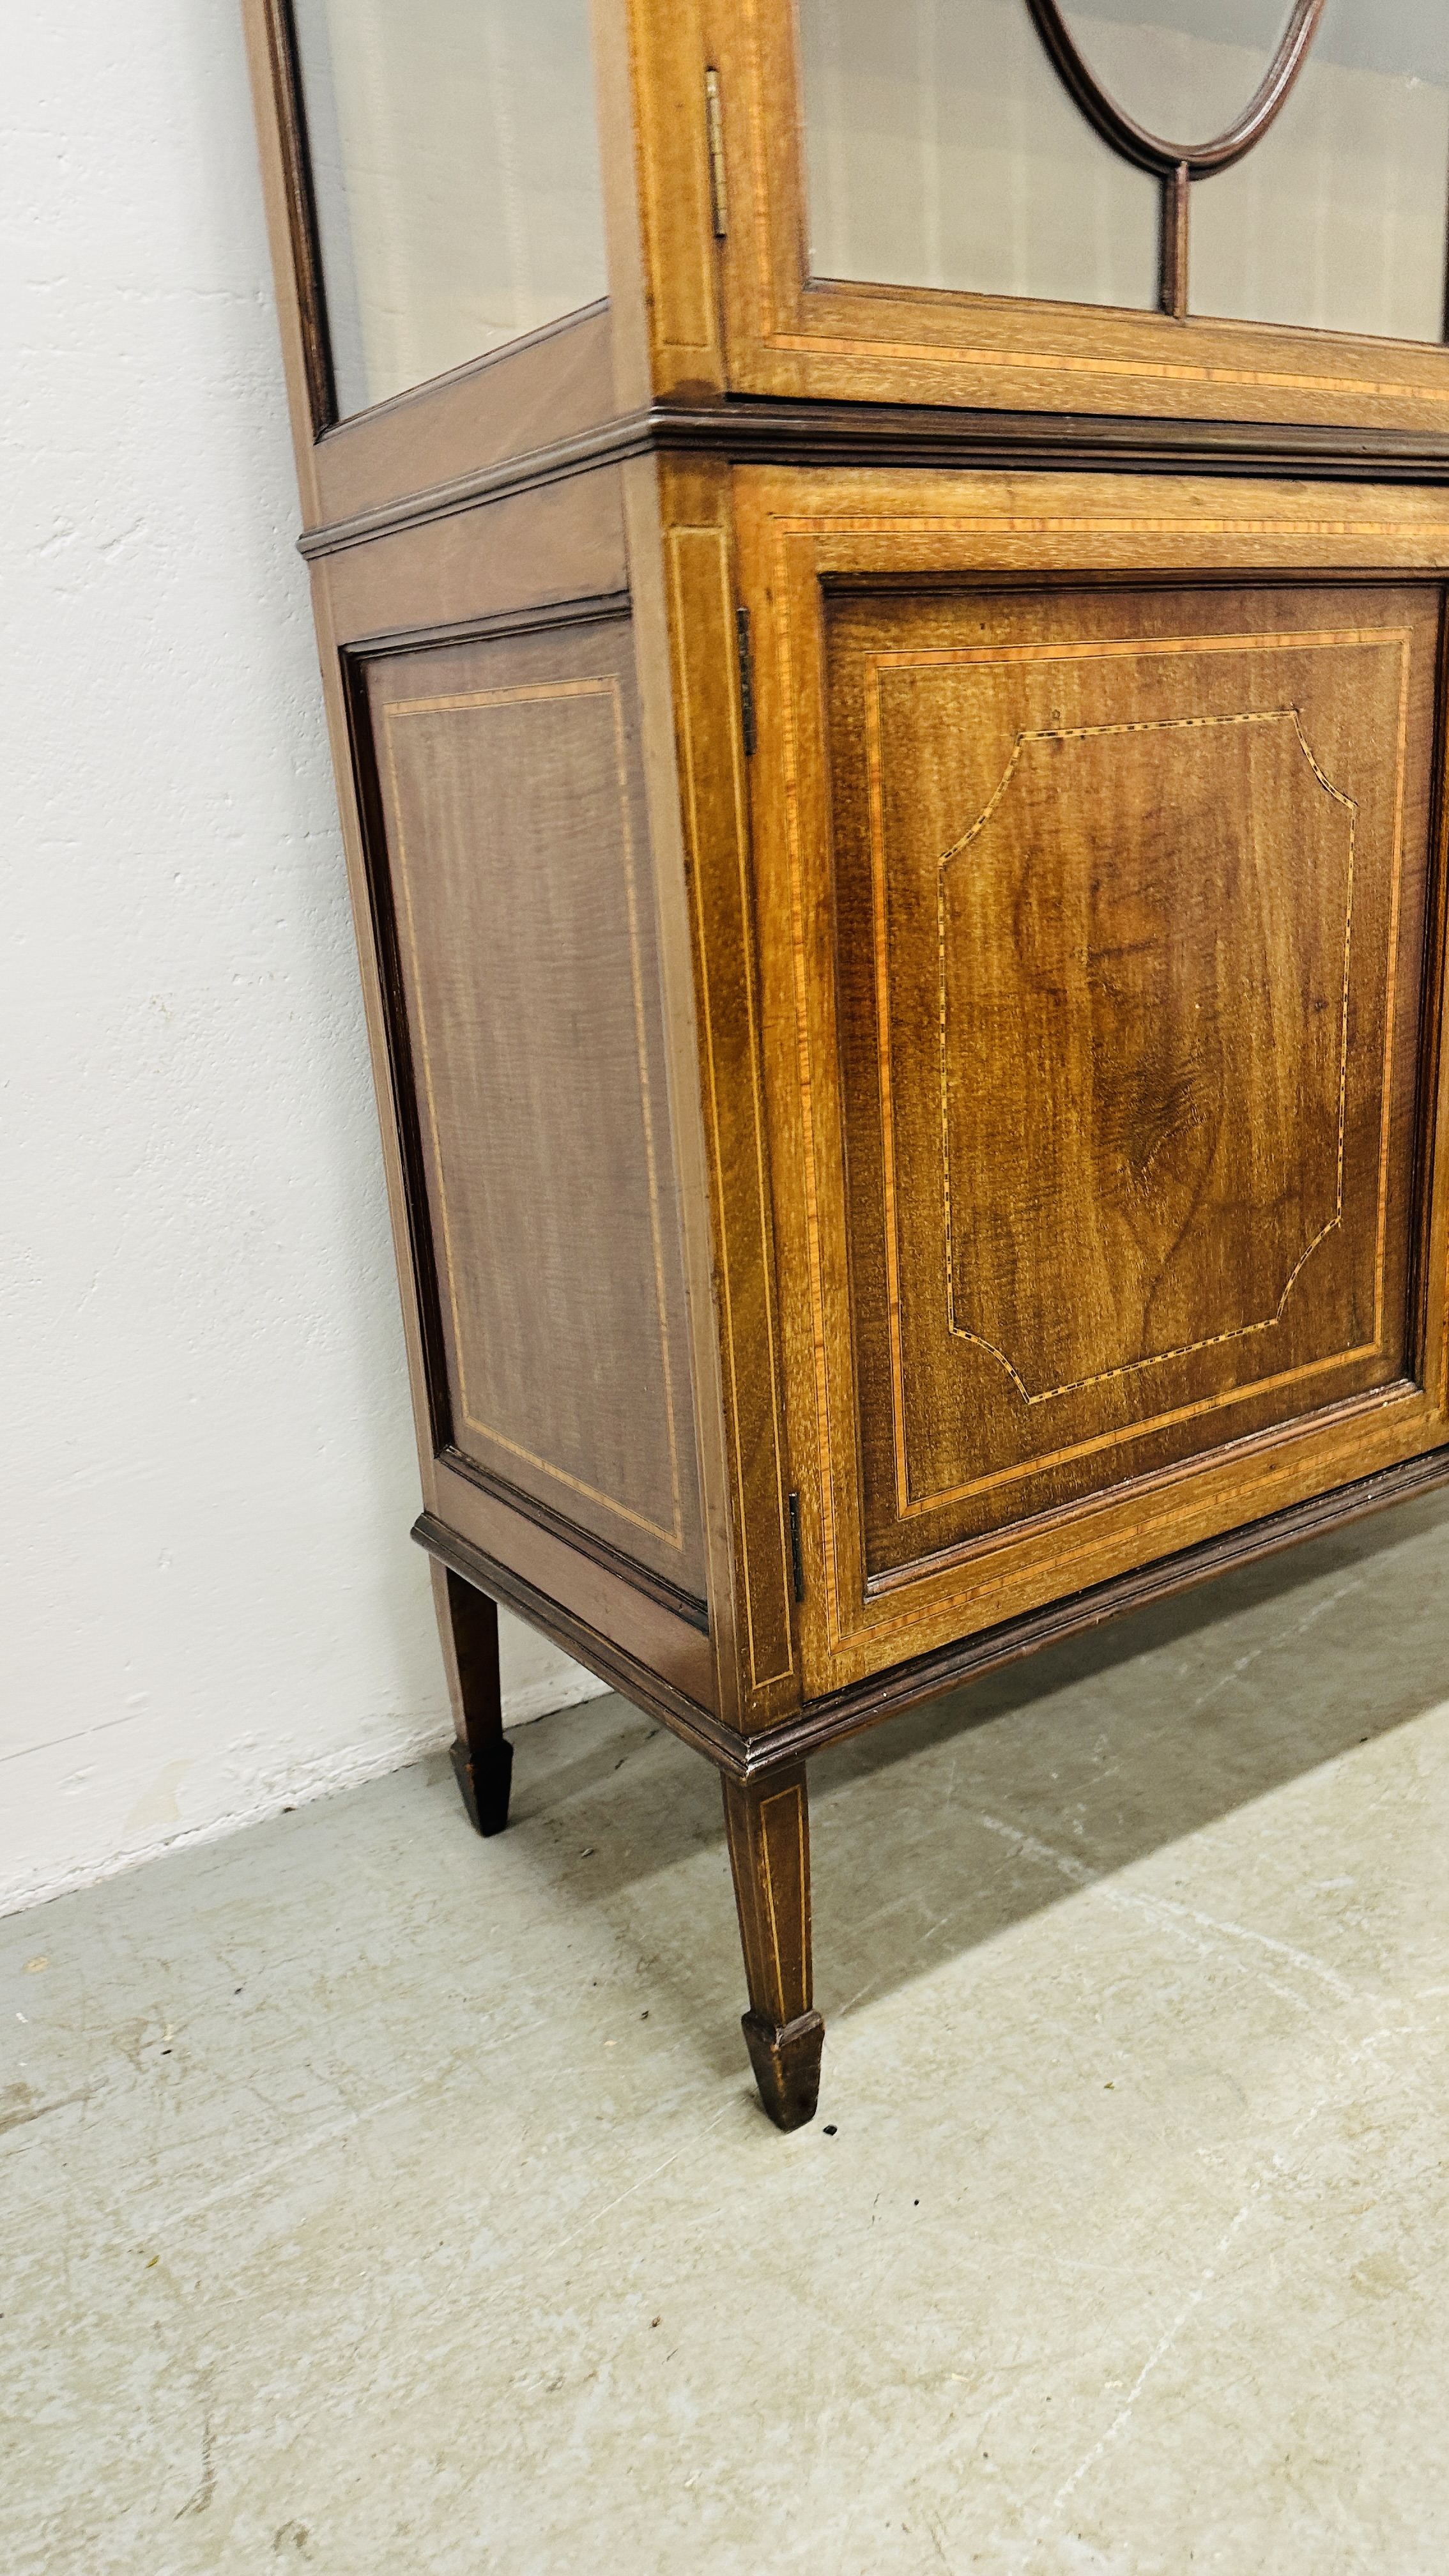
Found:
361,613 -> 707,1602
826,583 -> 1438,1578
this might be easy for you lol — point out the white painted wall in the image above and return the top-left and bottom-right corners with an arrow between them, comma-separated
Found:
1,0 -> 604,1917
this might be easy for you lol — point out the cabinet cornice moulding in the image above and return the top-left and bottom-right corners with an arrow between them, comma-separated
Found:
297,402 -> 1449,562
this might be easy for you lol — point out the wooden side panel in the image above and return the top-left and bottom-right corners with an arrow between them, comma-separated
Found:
300,477 -> 631,1597
828,583 -> 1434,1572
324,470 -> 629,646
311,304 -> 616,535
360,610 -> 707,1603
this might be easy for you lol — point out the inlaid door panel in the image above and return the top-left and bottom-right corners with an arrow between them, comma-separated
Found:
733,466 -> 1449,1690
827,581 -> 1436,1577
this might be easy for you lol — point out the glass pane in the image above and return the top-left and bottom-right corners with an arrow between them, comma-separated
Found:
291,0 -> 608,420
799,0 -> 1159,310
1057,1 -> 1293,145
1191,0 -> 1449,337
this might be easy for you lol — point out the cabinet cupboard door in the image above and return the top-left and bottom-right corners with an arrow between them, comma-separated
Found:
735,469 -> 1449,1695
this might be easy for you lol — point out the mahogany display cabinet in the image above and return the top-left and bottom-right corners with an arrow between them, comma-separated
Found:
244,0 -> 1449,2127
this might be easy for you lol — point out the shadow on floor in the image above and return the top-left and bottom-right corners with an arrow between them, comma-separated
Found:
460,1488 -> 1449,2055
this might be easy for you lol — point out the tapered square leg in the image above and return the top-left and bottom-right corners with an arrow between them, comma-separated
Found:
722,1764 -> 823,2129
432,1563 -> 513,1837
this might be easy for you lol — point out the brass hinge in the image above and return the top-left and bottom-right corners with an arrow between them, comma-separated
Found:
788,1492 -> 805,1604
705,68 -> 728,238
735,606 -> 756,755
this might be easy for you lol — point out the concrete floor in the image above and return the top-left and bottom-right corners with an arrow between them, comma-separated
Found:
5,1496 -> 1449,2575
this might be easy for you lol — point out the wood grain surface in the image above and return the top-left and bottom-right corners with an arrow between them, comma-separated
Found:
735,468 -> 1449,1694
364,611 -> 707,1599
826,581 -> 1434,1572
659,464 -> 799,1716
312,303 -> 616,536
721,1762 -> 824,2126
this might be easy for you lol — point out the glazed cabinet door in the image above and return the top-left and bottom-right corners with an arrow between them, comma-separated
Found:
706,0 -> 1449,430
735,468 -> 1449,1699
